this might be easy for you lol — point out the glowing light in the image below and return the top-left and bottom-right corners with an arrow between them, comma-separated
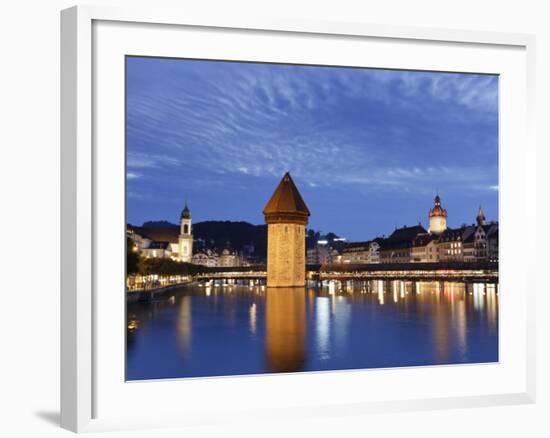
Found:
316,297 -> 331,359
249,303 -> 257,334
377,281 -> 384,305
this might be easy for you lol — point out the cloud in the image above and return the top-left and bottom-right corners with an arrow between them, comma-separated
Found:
127,152 -> 181,169
125,58 -> 498,222
126,172 -> 142,179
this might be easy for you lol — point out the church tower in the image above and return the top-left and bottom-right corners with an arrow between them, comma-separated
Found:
429,194 -> 448,235
263,173 -> 310,288
178,203 -> 193,263
476,205 -> 486,226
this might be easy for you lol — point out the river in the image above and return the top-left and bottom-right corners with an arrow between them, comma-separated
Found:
126,280 -> 498,380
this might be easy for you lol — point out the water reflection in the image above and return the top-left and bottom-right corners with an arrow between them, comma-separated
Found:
486,283 -> 498,332
265,287 -> 306,373
177,296 -> 192,353
127,279 -> 499,380
315,297 -> 330,359
249,303 -> 257,334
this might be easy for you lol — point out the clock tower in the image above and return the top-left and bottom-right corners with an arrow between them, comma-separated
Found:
178,203 -> 193,263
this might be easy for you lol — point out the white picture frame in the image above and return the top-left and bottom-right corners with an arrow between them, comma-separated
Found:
60,5 -> 537,433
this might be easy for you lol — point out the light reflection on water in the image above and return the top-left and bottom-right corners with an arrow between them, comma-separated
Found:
126,280 -> 499,380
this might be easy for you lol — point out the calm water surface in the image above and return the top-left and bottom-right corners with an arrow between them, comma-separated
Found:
126,280 -> 498,380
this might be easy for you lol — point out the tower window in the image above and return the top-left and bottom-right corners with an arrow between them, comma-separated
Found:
184,224 -> 189,234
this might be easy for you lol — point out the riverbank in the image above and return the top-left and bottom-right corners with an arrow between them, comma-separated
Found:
127,281 -> 195,303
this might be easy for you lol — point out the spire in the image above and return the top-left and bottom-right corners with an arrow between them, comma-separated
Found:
263,172 -> 310,225
476,205 -> 486,226
429,193 -> 447,218
428,192 -> 448,235
180,202 -> 191,219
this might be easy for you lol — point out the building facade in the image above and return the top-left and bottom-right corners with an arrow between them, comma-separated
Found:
340,240 -> 381,264
411,234 -> 438,262
379,225 -> 427,264
191,249 -> 218,267
437,228 -> 466,262
140,241 -> 172,259
191,248 -> 247,267
219,248 -> 243,267
307,244 -> 340,265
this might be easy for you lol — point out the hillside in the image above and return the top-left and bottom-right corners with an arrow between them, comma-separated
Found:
130,220 -> 339,258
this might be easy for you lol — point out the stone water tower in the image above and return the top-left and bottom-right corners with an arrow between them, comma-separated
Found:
263,173 -> 310,288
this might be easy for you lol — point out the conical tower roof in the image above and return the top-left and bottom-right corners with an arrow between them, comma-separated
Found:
477,205 -> 486,225
263,172 -> 310,224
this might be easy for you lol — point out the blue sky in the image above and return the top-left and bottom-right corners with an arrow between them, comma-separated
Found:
126,57 -> 498,241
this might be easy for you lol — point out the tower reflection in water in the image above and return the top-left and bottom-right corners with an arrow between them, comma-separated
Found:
265,287 -> 306,373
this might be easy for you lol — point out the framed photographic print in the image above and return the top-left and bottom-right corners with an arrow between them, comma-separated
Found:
61,5 -> 536,433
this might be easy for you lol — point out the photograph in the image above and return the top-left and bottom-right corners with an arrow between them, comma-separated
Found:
125,56 -> 499,381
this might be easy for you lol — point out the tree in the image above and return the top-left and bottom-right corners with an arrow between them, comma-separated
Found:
127,237 -> 140,275
137,257 -> 207,277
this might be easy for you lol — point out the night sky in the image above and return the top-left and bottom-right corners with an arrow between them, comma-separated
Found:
126,57 -> 498,241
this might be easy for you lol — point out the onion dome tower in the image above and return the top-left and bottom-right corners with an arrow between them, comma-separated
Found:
178,202 -> 193,262
429,194 -> 448,235
263,172 -> 310,288
476,205 -> 486,226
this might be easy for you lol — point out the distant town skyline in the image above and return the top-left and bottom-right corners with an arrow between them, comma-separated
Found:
126,57 -> 498,241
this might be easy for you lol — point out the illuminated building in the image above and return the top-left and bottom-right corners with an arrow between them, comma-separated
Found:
218,248 -> 243,267
340,239 -> 382,264
191,249 -> 219,267
140,241 -> 172,259
429,194 -> 448,235
125,201 -> 194,262
379,225 -> 426,263
411,234 -> 438,262
307,245 -> 340,265
487,227 -> 499,262
437,227 -> 468,262
263,172 -> 310,288
178,203 -> 193,263
191,247 -> 248,267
